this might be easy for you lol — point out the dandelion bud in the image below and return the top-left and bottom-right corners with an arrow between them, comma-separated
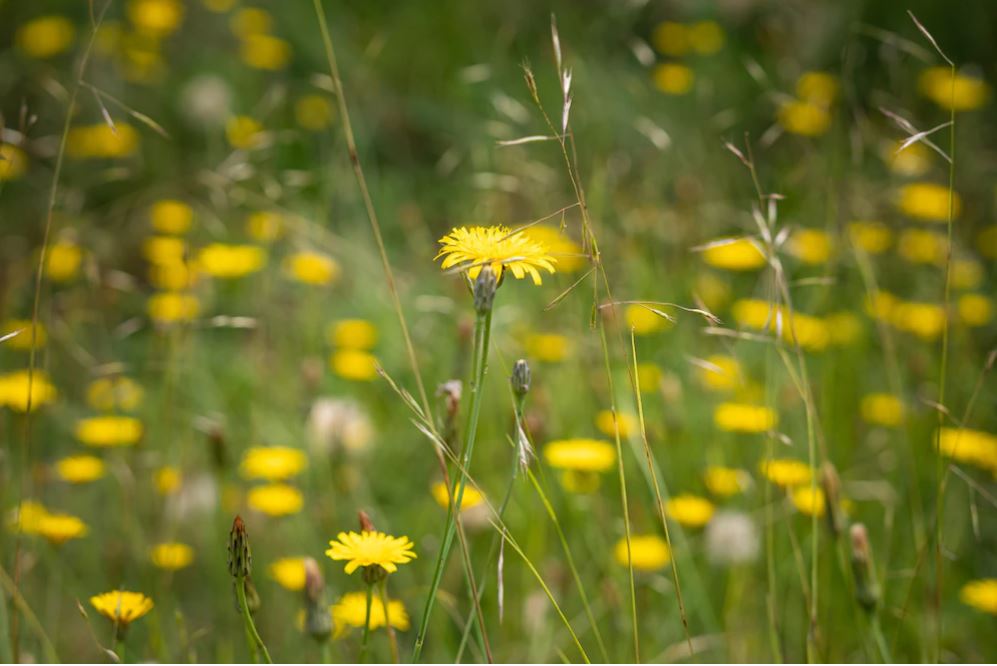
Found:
358,510 -> 375,533
850,523 -> 879,611
511,359 -> 531,398
472,265 -> 497,314
820,462 -> 845,537
243,577 -> 262,614
227,515 -> 252,578
302,558 -> 332,641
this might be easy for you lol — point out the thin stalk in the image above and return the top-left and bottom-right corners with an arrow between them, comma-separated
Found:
379,580 -> 400,663
870,615 -> 892,663
360,584 -> 374,663
236,578 -> 272,664
114,634 -> 126,664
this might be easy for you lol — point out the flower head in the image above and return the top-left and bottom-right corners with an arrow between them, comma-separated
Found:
37,513 -> 88,545
45,240 -> 83,281
960,579 -> 997,615
0,370 -> 57,412
330,591 -> 409,638
247,483 -> 304,517
703,466 -> 748,497
665,494 -> 715,528
330,349 -> 378,382
431,482 -> 484,512
325,531 -> 416,576
436,225 -> 556,285
329,319 -> 378,350
76,416 -> 143,447
714,402 -> 777,433
150,542 -> 195,570
240,446 -> 308,482
759,458 -> 813,487
613,535 -> 670,571
285,251 -> 340,286
543,438 -> 615,473
90,591 -> 154,627
55,455 -> 106,484
270,557 -> 308,591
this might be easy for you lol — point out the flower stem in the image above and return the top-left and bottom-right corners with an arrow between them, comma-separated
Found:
236,577 -> 272,664
114,632 -> 126,664
378,580 -> 399,663
412,307 -> 493,662
359,583 -> 374,663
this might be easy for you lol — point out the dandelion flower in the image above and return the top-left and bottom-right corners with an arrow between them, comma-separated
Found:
76,416 -> 143,447
897,182 -> 961,222
247,483 -> 304,517
331,591 -> 409,638
285,251 -> 340,286
229,7 -> 272,37
958,294 -> 993,327
150,199 -> 193,235
543,438 -> 615,473
936,428 -> 997,475
66,124 -> 139,159
778,101 -> 831,137
86,376 -> 143,412
688,21 -> 724,55
436,225 -> 556,285
9,501 -> 50,535
325,531 -> 417,575
696,354 -> 743,392
55,455 -> 106,484
330,349 -> 378,382
884,140 -> 932,176
150,258 -> 196,290
240,446 -> 308,482
15,16 -> 75,58
665,494 -> 715,528
225,116 -> 264,150
714,402 -> 777,433
891,301 -> 946,341
1,320 -> 46,351
148,292 -> 200,323
651,22 -> 688,57
295,94 -> 335,131
240,33 -> 291,71
90,591 -> 154,627
143,235 -> 187,265
625,304 -> 671,335
197,243 -> 266,279
431,481 -> 484,511
523,332 -> 572,362
700,237 -> 766,271
150,542 -> 195,570
759,458 -> 813,487
613,535 -> 670,571
45,240 -> 83,282
704,466 -> 748,497
595,410 -> 636,439
787,228 -> 834,265
270,557 -> 308,591
0,370 -> 58,412
860,393 -> 905,428
960,579 -> 997,615
847,221 -> 893,255
127,0 -> 184,37
796,71 -> 838,106
732,299 -> 829,351
652,63 -> 695,96
0,144 -> 28,181
37,513 -> 88,545
919,67 -> 989,112
155,466 -> 182,495
790,486 -> 825,517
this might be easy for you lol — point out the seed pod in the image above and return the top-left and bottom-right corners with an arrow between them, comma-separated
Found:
303,558 -> 331,641
227,515 -> 252,578
473,265 -> 497,314
511,359 -> 531,398
820,462 -> 845,537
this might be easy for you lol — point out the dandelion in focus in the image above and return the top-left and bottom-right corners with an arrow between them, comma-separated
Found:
325,531 -> 417,576
436,225 -> 556,285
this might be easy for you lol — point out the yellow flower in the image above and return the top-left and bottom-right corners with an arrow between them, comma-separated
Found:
1,320 -> 46,351
559,470 -> 603,493
45,240 -> 83,281
524,332 -> 572,362
295,94 -> 335,131
229,7 -> 272,37
226,116 -> 264,150
269,557 -> 308,591
37,513 -> 88,545
652,63 -> 694,95
0,144 -> 29,180
9,501 -> 50,535
694,272 -> 730,311
700,237 -> 766,271
918,67 -> 989,112
651,22 -> 688,57
246,211 -> 285,242
150,542 -> 195,570
825,311 -> 864,347
697,354 -> 743,392
15,16 -> 75,58
90,591 -> 154,626
865,291 -> 898,322
897,229 -> 947,265
330,349 -> 378,382
240,446 -> 308,482
936,428 -> 997,474
624,304 -> 671,335
788,228 -> 833,264
436,225 -> 557,285
714,402 -> 777,433
328,319 -> 378,351
75,416 -> 143,447
958,294 -> 993,327
978,225 -> 997,260
595,410 -> 636,439
796,71 -> 838,106
897,182 -> 961,222
522,226 -> 585,273
884,140 -> 931,177
688,21 -> 724,55
665,494 -> 715,528
704,466 -> 748,497
635,362 -> 662,393
127,0 -> 184,37
790,486 -> 825,517
778,101 -> 831,137
951,259 -> 983,290
143,235 -> 187,265
860,393 -> 904,428
55,455 -> 106,484
960,579 -> 997,615
543,438 -> 615,473
0,370 -> 57,412
732,299 -> 829,351
247,483 -> 304,517
891,301 -> 946,341
155,466 -> 181,495
150,261 -> 198,290
198,243 -> 266,278
66,124 -> 139,159
240,33 -> 291,71
326,531 -> 417,575
86,376 -> 143,412
148,292 -> 200,324
285,251 -> 340,286
613,535 -> 670,572
847,221 -> 893,254
759,458 -> 813,487
431,482 -> 484,511
150,199 -> 193,235
331,591 -> 409,638
203,0 -> 236,12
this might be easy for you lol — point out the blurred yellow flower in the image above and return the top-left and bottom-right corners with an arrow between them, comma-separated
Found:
431,481 -> 484,511
38,513 -> 88,545
241,33 -> 291,71
285,251 -> 341,286
891,301 -> 946,341
246,211 -> 285,242
595,410 -> 636,439
951,259 -> 983,290
330,349 -> 378,382
15,16 -> 75,58
790,486 -> 825,517
331,591 -> 410,638
778,101 -> 831,137
143,235 -> 187,265
148,292 -> 200,323
700,237 -> 766,271
90,591 -> 154,626
240,446 -> 308,482
613,534 -> 670,571
788,228 -> 834,264
860,393 -> 904,428
326,531 -> 417,575
0,144 -> 29,180
825,311 -> 864,347
76,416 -> 143,447
635,362 -> 662,393
936,428 -> 997,474
229,7 -> 273,38
87,376 -> 143,412
523,226 -> 585,273
247,483 -> 304,517
759,458 -> 812,487
652,63 -> 695,96
884,140 -> 931,177
694,272 -> 730,311
55,455 -> 106,484
651,22 -> 688,56
0,370 -> 57,412
45,240 -> 83,281
865,291 -> 898,322
524,332 -> 572,362
9,501 -> 50,535
625,304 -> 671,335
436,225 -> 557,285
704,466 -> 748,497
270,557 -> 308,591
150,199 -> 193,235
155,466 -> 181,495
295,94 -> 335,131
66,124 -> 139,159
665,494 -> 715,528
127,0 -> 184,37
697,354 -> 743,392
203,0 -> 236,12
918,67 -> 989,112
958,294 -> 993,327
796,71 -> 838,105
978,225 -> 997,260
897,228 -> 947,265
150,542 -> 195,570
688,21 -> 724,55
150,260 -> 198,290
329,319 -> 378,351
1,320 -> 46,351
732,299 -> 829,351
897,182 -> 961,221
714,402 -> 777,433
960,579 -> 997,615
197,243 -> 266,278
226,116 -> 264,150
544,438 -> 615,473
847,221 -> 893,255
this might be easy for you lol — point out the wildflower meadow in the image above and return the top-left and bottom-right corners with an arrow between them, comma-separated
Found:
0,0 -> 995,663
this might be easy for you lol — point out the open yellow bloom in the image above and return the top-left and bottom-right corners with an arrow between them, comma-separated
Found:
246,211 -> 285,242
240,33 -> 291,71
285,251 -> 340,286
247,483 -> 304,517
148,292 -> 199,324
143,235 -> 187,265
891,301 -> 946,341
960,579 -> 997,615
919,67 -> 989,112
790,486 -> 825,517
522,226 -> 585,273
431,481 -> 484,511
331,591 -> 409,638
86,376 -> 143,412
155,466 -> 182,495
884,140 -> 932,176
1,320 -> 46,351
778,101 -> 831,137
700,237 -> 766,271
788,228 -> 834,265
652,22 -> 688,56
127,0 -> 184,37
936,428 -> 997,474
150,542 -> 195,570
652,63 -> 695,95
0,144 -> 28,181
613,535 -> 670,571
16,16 -> 75,58
240,446 -> 308,481
270,557 -> 308,591
226,116 -> 264,150
732,299 -> 829,351
524,332 -> 572,362
38,513 -> 88,545
330,349 -> 378,382
860,393 -> 904,428
689,20 -> 724,54
150,199 -> 193,235
76,416 -> 143,447
329,319 -> 378,350
665,494 -> 715,528
90,591 -> 154,626
55,455 -> 106,484
197,243 -> 266,278
697,354 -> 743,392
326,531 -> 417,575
847,221 -> 893,255
958,294 -> 993,327
625,304 -> 671,335
704,466 -> 748,497
796,71 -> 838,106
295,94 -> 335,131
9,501 -> 50,535
595,410 -> 636,439
759,459 -> 813,487
0,370 -> 57,412
45,240 -> 83,281
897,182 -> 961,222
635,362 -> 663,393
66,124 -> 139,159
897,229 -> 947,265
229,7 -> 272,37
436,225 -> 556,285
544,438 -> 615,473
714,402 -> 776,433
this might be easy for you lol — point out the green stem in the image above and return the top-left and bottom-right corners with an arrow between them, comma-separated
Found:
360,584 -> 374,663
870,615 -> 892,664
114,634 -> 126,664
379,580 -> 399,663
236,577 -> 272,664
412,307 -> 494,661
